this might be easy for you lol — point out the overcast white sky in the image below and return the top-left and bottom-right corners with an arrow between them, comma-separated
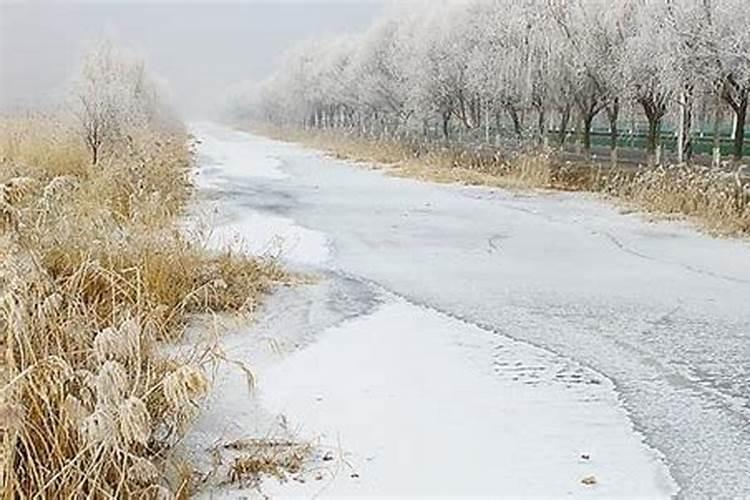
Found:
0,1 -> 385,117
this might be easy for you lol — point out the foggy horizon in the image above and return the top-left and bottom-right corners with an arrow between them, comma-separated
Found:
0,0 -> 385,118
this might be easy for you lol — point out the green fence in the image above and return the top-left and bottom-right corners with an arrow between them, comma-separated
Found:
582,129 -> 747,156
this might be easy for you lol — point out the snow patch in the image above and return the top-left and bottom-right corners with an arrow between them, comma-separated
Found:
206,209 -> 329,266
190,122 -> 329,266
191,122 -> 289,183
251,298 -> 676,497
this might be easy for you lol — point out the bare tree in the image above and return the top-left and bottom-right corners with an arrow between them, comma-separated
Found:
70,39 -> 165,164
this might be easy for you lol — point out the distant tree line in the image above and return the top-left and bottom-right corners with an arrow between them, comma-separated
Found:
228,0 -> 750,163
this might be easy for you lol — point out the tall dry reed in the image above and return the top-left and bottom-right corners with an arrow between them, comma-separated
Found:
0,117 -> 285,498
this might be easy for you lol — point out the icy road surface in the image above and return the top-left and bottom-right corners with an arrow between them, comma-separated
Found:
189,123 -> 750,497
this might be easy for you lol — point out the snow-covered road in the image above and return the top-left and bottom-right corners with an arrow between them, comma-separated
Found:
188,123 -> 750,497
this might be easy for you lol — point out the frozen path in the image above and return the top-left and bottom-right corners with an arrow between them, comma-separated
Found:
190,123 -> 750,497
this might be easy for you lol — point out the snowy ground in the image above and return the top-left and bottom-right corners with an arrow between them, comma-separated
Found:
185,123 -> 750,497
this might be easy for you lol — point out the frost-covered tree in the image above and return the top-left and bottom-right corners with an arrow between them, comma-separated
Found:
469,1 -> 533,139
660,0 -> 728,162
70,40 -> 172,164
229,0 -> 749,162
351,19 -> 412,133
710,0 -> 750,160
548,0 -> 629,157
623,1 -> 672,163
428,9 -> 475,138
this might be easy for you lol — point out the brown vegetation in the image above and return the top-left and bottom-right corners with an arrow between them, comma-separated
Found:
0,117 -> 285,498
602,165 -> 750,234
219,438 -> 313,488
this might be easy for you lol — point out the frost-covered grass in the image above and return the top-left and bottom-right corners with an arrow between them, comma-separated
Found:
257,126 -> 750,236
601,165 -> 750,235
0,117 -> 285,497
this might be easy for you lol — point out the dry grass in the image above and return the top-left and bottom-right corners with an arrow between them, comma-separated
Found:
200,431 -> 340,494
258,126 -> 750,236
0,117 -> 286,498
602,165 -> 750,235
220,438 -> 312,487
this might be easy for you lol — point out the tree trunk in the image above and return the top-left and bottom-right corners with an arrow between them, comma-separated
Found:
86,128 -> 101,166
507,106 -> 523,138
472,96 -> 482,129
582,114 -> 594,156
558,105 -> 571,145
677,93 -> 685,164
646,117 -> 659,157
639,97 -> 665,165
484,102 -> 491,143
575,94 -> 603,157
442,111 -> 451,141
606,98 -> 619,165
732,95 -> 747,161
712,94 -> 722,168
677,88 -> 694,164
537,105 -> 546,145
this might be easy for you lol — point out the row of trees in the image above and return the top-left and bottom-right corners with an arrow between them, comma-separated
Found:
70,40 -> 179,165
229,0 -> 750,163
